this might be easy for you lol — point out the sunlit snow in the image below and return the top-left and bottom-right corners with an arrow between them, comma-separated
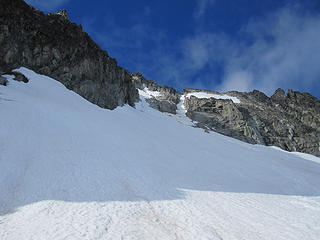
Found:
0,68 -> 320,240
138,87 -> 161,98
186,91 -> 241,103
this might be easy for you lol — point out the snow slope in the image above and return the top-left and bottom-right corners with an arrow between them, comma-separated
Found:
1,68 -> 320,240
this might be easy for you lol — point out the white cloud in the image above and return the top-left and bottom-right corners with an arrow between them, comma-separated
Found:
217,7 -> 320,95
220,71 -> 254,92
163,6 -> 320,95
25,0 -> 69,11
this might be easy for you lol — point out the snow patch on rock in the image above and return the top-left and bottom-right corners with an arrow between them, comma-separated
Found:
186,91 -> 241,103
138,87 -> 162,99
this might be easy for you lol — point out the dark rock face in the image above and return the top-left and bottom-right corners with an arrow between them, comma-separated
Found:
132,72 -> 180,114
0,71 -> 28,85
9,71 -> 29,83
183,88 -> 320,157
0,0 -> 138,109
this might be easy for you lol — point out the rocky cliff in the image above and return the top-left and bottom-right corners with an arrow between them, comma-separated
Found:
182,88 -> 320,156
0,0 -> 138,109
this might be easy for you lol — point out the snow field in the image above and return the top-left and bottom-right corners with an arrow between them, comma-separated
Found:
0,68 -> 320,239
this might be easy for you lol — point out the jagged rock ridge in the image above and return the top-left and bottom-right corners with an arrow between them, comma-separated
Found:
184,88 -> 320,156
132,74 -> 320,157
0,0 -> 138,109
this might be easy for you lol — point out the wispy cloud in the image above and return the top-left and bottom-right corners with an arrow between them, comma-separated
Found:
153,6 -> 320,95
80,4 -> 320,96
150,33 -> 231,90
25,0 -> 70,12
194,0 -> 215,19
218,7 -> 320,95
143,6 -> 152,16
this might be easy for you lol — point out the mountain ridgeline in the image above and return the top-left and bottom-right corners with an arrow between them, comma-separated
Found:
1,0 -> 320,156
0,0 -> 138,109
133,74 -> 320,157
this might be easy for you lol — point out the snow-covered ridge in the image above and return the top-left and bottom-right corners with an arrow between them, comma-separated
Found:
186,91 -> 241,103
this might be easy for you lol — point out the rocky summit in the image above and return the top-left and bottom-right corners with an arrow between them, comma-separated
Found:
0,0 -> 138,109
1,0 -> 319,157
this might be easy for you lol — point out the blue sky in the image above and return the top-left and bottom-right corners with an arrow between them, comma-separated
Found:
25,0 -> 320,97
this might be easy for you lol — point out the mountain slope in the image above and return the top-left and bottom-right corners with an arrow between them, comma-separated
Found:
1,0 -> 319,156
1,68 -> 320,239
132,74 -> 320,157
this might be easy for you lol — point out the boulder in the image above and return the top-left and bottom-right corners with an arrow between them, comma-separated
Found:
0,76 -> 8,86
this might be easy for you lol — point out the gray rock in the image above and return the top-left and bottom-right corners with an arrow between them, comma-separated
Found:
146,98 -> 177,114
271,88 -> 286,102
0,76 -> 8,86
0,0 -> 138,109
12,72 -> 29,83
183,88 -> 320,157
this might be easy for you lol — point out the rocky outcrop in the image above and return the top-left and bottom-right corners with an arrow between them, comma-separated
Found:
183,88 -> 320,157
132,72 -> 180,114
6,71 -> 29,83
184,92 -> 260,144
0,76 -> 8,86
0,0 -> 138,109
